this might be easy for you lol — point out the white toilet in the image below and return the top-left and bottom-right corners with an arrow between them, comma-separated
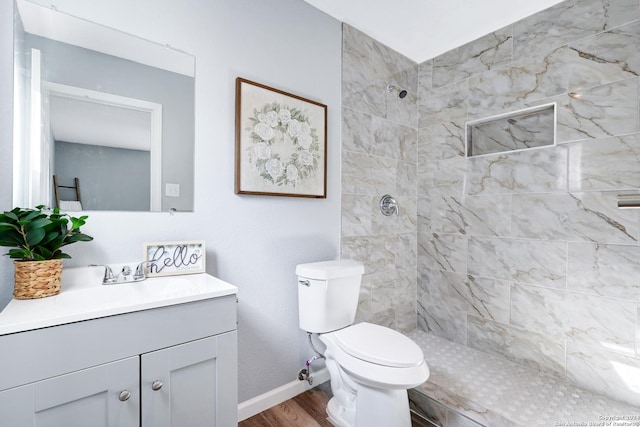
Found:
296,259 -> 429,427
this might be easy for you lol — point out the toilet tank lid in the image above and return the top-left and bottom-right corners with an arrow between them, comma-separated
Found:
295,259 -> 364,280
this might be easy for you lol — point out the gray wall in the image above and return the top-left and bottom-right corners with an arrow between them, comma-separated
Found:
2,0 -> 342,404
55,141 -> 150,211
24,33 -> 194,211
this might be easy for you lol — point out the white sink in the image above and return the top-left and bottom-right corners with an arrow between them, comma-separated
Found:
0,265 -> 238,335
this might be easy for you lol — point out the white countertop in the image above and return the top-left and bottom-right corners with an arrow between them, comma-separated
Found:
0,266 -> 238,335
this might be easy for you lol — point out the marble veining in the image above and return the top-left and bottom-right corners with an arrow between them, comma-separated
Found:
468,237 -> 567,288
342,151 -> 397,195
396,233 -> 417,270
467,47 -> 568,119
341,194 -> 374,238
510,284 -> 637,352
432,27 -> 512,89
420,157 -> 467,196
556,77 -> 639,142
371,116 -> 417,161
419,269 -> 510,324
418,59 -> 433,92
467,316 -> 566,377
418,121 -> 465,161
395,162 -> 417,197
466,145 -> 568,195
512,0 -> 638,60
418,79 -> 469,128
568,20 -> 640,90
511,192 -> 639,244
417,299 -> 467,345
567,242 -> 640,301
342,108 -> 373,155
418,233 -> 468,273
394,267 -> 418,331
431,194 -> 511,237
568,134 -> 640,191
417,197 -> 431,234
341,235 -> 395,274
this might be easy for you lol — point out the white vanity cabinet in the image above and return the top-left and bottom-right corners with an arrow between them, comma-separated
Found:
1,356 -> 140,427
140,333 -> 236,427
0,273 -> 238,427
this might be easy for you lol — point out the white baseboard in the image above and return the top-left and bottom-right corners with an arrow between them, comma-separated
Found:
237,367 -> 330,421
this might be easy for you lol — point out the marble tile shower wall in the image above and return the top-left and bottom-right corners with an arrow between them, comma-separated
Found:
417,0 -> 640,406
341,25 -> 419,332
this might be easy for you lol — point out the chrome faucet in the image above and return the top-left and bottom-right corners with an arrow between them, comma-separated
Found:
91,263 -> 149,285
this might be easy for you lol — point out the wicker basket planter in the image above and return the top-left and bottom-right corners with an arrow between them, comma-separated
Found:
13,259 -> 63,299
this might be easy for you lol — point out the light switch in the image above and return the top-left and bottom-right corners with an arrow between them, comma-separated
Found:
166,183 -> 180,197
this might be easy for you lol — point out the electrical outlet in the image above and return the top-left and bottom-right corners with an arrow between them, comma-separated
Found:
165,183 -> 180,197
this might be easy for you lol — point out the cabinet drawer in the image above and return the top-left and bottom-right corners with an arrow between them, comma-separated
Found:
0,295 -> 236,391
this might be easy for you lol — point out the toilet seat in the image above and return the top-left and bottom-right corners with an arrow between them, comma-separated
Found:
332,322 -> 424,368
320,323 -> 429,389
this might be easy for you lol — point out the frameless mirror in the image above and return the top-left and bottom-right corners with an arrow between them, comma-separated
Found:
466,103 -> 556,157
13,0 -> 195,212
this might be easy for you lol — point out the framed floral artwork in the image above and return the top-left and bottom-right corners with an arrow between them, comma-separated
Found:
235,78 -> 327,198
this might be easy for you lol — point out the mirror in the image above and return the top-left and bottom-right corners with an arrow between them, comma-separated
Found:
12,0 -> 195,212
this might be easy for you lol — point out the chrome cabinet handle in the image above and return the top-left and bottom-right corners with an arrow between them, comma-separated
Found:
151,380 -> 163,391
119,390 -> 131,401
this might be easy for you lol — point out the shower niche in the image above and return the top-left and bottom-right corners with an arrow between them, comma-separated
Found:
465,103 -> 556,157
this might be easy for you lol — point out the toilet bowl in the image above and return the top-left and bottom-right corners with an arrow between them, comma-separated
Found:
296,260 -> 429,427
321,322 -> 429,427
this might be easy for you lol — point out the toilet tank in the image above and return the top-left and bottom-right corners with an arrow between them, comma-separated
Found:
296,259 -> 365,333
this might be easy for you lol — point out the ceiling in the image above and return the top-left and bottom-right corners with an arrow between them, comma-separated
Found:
49,96 -> 152,151
303,0 -> 565,63
17,0 -> 194,76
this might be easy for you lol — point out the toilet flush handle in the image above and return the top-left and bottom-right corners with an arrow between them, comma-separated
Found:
299,280 -> 310,287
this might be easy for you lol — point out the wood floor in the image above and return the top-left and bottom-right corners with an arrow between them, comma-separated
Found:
238,385 -> 434,427
238,388 -> 333,427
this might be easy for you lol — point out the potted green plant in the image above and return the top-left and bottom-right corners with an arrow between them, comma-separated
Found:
0,205 -> 93,299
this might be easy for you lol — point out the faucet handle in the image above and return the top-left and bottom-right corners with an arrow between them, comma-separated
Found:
90,264 -> 117,284
134,261 -> 153,281
379,194 -> 399,216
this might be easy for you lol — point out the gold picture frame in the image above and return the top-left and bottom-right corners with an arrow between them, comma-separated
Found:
235,78 -> 327,198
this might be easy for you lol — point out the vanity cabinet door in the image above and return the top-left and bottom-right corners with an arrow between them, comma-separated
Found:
141,331 -> 237,427
0,356 -> 139,427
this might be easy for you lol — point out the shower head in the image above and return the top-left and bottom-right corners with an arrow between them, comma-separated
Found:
386,84 -> 408,99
